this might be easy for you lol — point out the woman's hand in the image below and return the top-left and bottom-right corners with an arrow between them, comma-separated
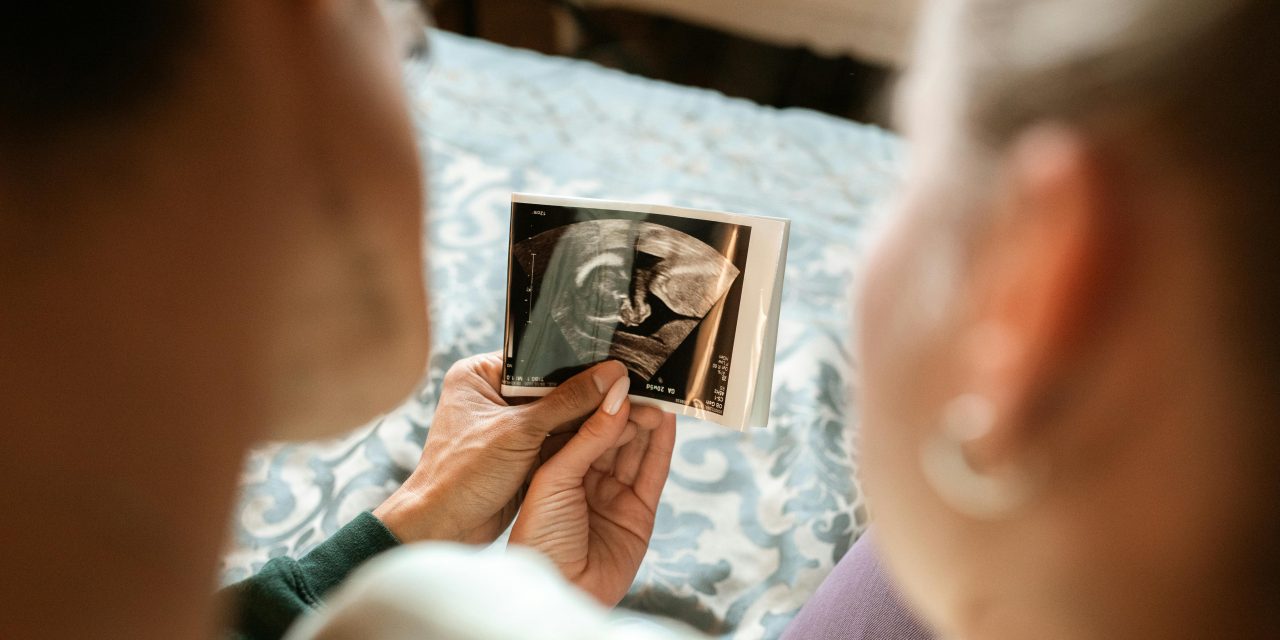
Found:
509,391 -> 677,606
374,353 -> 632,545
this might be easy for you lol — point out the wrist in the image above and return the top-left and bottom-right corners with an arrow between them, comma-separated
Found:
373,482 -> 458,544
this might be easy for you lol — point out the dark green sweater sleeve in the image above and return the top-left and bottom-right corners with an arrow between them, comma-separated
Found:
222,511 -> 401,640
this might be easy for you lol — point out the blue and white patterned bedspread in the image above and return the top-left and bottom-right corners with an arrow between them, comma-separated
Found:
222,31 -> 903,639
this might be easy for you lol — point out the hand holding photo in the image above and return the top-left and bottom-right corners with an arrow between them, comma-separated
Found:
502,194 -> 790,430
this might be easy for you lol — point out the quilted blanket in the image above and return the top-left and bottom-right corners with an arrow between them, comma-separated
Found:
221,31 -> 903,639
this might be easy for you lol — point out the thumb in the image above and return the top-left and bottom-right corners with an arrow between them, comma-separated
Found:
518,361 -> 629,434
537,376 -> 632,482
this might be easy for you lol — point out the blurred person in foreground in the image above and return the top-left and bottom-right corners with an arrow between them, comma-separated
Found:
785,0 -> 1279,638
2,1 -> 1278,640
0,2 -> 675,639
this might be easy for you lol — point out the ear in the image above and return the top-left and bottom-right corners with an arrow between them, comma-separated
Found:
958,125 -> 1121,470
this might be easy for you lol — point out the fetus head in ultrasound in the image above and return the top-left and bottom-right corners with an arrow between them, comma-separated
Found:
514,219 -> 740,379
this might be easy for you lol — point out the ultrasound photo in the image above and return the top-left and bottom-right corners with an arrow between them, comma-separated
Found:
514,219 -> 739,379
504,199 -> 752,415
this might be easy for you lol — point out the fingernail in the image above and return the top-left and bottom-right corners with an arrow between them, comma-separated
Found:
603,376 -> 630,416
593,361 -> 623,394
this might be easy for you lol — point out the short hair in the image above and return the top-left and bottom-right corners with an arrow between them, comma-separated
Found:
0,2 -> 199,143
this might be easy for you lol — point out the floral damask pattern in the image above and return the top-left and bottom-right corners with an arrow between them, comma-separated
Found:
221,31 -> 902,639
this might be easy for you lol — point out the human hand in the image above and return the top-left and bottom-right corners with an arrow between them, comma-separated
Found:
374,352 -> 633,545
509,391 -> 677,606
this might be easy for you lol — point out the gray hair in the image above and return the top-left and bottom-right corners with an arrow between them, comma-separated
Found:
948,0 -> 1274,154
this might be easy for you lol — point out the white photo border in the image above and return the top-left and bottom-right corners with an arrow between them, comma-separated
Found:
500,193 -> 789,431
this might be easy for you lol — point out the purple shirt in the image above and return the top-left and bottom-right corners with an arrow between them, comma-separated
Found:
782,530 -> 933,640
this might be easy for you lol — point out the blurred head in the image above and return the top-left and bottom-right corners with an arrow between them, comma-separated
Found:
0,0 -> 430,442
858,0 -> 1279,638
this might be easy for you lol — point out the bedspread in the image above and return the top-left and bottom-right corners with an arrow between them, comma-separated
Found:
221,31 -> 903,639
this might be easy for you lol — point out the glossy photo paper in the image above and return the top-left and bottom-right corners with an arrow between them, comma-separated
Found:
501,194 -> 789,430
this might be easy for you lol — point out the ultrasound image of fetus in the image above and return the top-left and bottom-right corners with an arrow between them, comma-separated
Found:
514,219 -> 740,380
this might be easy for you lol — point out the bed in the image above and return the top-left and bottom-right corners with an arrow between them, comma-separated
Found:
221,31 -> 903,639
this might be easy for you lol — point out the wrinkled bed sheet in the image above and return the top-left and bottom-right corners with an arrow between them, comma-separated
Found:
222,31 -> 903,639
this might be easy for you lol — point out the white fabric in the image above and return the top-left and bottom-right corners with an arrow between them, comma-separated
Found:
284,545 -> 703,640
572,0 -> 921,66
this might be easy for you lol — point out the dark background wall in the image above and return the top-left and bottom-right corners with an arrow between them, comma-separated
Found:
427,0 -> 896,127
